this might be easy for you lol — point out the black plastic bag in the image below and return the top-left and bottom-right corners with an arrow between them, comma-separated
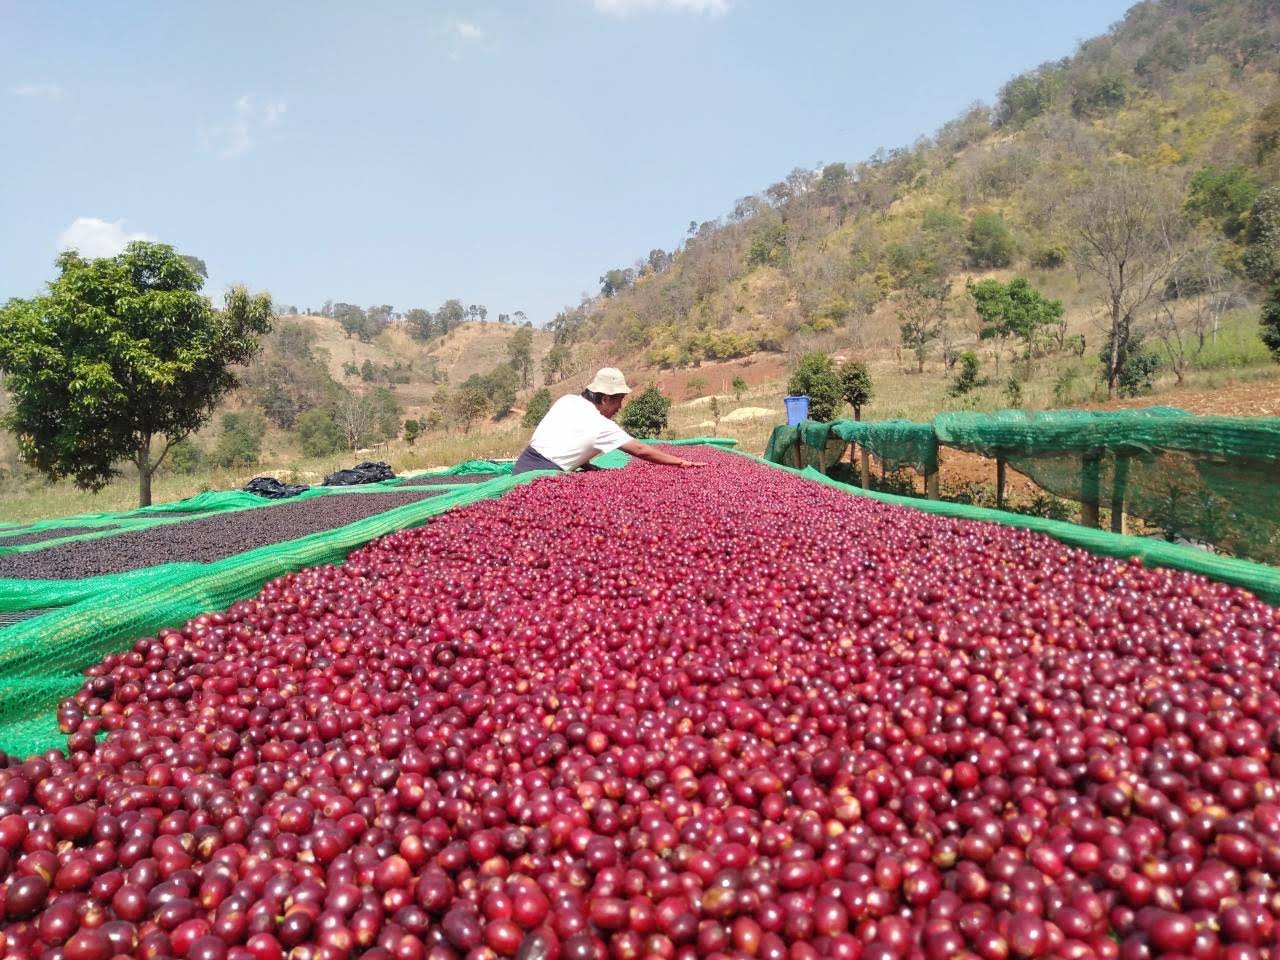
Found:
322,460 -> 397,486
244,476 -> 310,499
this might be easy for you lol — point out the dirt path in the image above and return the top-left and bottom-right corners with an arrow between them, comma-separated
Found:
1089,378 -> 1280,417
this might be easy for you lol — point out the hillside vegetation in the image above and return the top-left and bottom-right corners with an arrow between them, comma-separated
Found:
556,0 -> 1280,392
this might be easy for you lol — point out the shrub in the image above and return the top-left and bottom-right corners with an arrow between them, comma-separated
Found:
1030,245 -> 1067,269
838,361 -> 873,419
967,213 -> 1016,268
296,409 -> 345,458
212,412 -> 266,468
620,386 -> 671,437
787,354 -> 842,422
948,352 -> 982,398
522,388 -> 552,428
166,439 -> 202,475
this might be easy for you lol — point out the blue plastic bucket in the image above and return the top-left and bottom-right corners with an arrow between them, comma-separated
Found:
784,395 -> 810,426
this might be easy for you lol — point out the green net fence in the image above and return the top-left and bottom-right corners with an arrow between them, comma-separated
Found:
765,409 -> 1280,564
726,447 -> 1280,606
763,420 -> 939,474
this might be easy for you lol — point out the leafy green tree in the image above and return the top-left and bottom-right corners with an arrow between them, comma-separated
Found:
967,212 -> 1016,268
484,364 -> 520,419
1185,166 -> 1261,238
360,358 -> 377,382
258,374 -> 305,430
522,388 -> 552,428
542,343 -> 572,385
787,353 -> 842,422
368,387 -> 402,441
1071,75 -> 1126,118
452,379 -> 490,433
685,375 -> 707,399
296,408 -> 345,457
166,439 -> 202,475
1099,329 -> 1160,397
996,65 -> 1064,127
838,361 -> 874,419
1261,283 -> 1280,362
435,299 -> 467,334
949,352 -> 982,398
403,419 -> 420,446
599,269 -> 635,298
1004,375 -> 1024,408
896,281 -> 950,374
620,386 -> 671,437
731,375 -> 748,401
507,326 -> 534,387
966,277 -> 1063,377
212,412 -> 266,468
0,242 -> 272,506
342,360 -> 360,378
1255,96 -> 1280,163
365,304 -> 393,339
1244,187 -> 1280,285
747,222 -> 789,269
276,320 -> 316,360
405,308 -> 435,341
333,303 -> 366,339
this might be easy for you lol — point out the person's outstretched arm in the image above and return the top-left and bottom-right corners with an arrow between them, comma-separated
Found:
620,439 -> 706,467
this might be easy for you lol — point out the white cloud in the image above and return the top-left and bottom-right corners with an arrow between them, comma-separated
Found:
439,18 -> 487,60
11,81 -> 62,99
200,94 -> 288,159
57,218 -> 157,259
593,0 -> 731,15
450,20 -> 484,41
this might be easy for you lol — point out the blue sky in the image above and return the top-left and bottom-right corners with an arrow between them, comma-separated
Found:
2,0 -> 1136,324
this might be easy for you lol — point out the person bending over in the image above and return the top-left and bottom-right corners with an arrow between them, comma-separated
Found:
512,368 -> 705,475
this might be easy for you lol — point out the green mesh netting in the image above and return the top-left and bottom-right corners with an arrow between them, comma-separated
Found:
764,420 -> 939,475
727,446 -> 1280,606
0,439 -> 741,756
933,409 -> 1280,564
763,409 -> 1280,564
761,423 -> 848,472
0,472 -> 548,756
0,482 -> 435,557
831,419 -> 939,474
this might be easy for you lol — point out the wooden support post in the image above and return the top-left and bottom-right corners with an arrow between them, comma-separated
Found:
793,436 -> 804,470
860,447 -> 871,489
996,458 -> 1007,511
1110,455 -> 1130,535
925,470 -> 939,500
1080,454 -> 1101,529
818,446 -> 828,475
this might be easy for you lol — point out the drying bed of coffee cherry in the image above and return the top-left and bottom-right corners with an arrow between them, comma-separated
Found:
0,528 -> 120,549
0,492 -> 443,580
2,446 -> 1279,960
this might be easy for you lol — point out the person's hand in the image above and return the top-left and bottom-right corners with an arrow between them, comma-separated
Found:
678,459 -> 708,468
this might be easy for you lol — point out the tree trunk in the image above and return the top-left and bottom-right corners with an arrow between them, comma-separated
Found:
136,435 -> 153,508
1108,296 -> 1123,400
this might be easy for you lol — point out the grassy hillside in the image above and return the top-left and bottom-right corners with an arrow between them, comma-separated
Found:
559,0 -> 1280,386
